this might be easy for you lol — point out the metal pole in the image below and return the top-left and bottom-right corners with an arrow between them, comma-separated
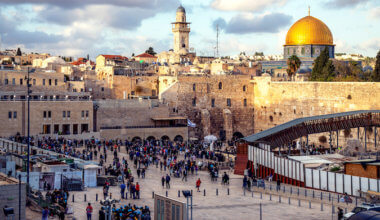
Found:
191,195 -> 193,220
365,127 -> 367,152
18,174 -> 21,220
27,67 -> 30,194
329,131 -> 332,154
186,197 -> 189,220
357,127 -> 360,139
336,130 -> 339,150
260,203 -> 262,220
375,126 -> 377,149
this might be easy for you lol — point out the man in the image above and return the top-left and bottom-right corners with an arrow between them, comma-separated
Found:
136,182 -> 140,199
165,174 -> 171,189
120,182 -> 126,199
182,169 -> 187,182
161,176 -> 165,188
276,178 -> 281,191
86,203 -> 93,220
41,206 -> 49,220
338,207 -> 343,220
196,178 -> 201,192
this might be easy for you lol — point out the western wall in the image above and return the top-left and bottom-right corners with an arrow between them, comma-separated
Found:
252,76 -> 380,150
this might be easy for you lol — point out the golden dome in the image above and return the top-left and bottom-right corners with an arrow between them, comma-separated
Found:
285,16 -> 333,46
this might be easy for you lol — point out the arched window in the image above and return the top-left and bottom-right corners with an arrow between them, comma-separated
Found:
192,97 -> 196,106
243,85 -> 246,92
193,83 -> 196,91
218,82 -> 222,90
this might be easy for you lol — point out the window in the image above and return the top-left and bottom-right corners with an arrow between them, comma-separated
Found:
43,111 -> 47,118
49,79 -> 52,86
12,78 -> 15,85
63,111 -> 66,118
81,111 -> 85,118
33,79 -> 36,85
73,124 -> 78,134
243,85 -> 246,92
8,111 -> 12,119
301,47 -> 305,55
43,79 -> 46,86
67,111 -> 71,118
192,97 -> 196,107
54,124 -> 59,134
101,87 -> 104,92
19,78 -> 23,85
218,82 -> 222,90
4,79 -> 8,85
192,83 -> 196,91
244,99 -> 247,107
86,110 -> 89,117
43,125 -> 51,134
54,79 -> 57,86
48,111 -> 51,118
227,98 -> 231,107
81,124 -> 89,133
13,111 -> 17,119
211,98 -> 215,107
73,88 -> 77,92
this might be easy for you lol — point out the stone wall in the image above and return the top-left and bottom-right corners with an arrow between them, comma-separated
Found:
161,75 -> 255,140
100,127 -> 188,141
0,174 -> 26,220
0,101 -> 93,137
252,76 -> 380,149
95,99 -> 171,131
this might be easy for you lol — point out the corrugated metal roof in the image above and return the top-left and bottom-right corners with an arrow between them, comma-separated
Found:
243,110 -> 380,143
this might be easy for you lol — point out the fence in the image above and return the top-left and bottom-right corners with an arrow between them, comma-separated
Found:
248,144 -> 380,197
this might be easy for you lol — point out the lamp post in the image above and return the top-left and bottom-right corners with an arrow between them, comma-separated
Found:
26,67 -> 35,194
18,174 -> 21,220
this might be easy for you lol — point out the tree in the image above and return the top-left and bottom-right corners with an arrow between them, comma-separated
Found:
310,48 -> 336,81
371,50 -> 380,82
145,47 -> 156,56
16,47 -> 22,56
132,53 -> 135,57
286,55 -> 301,81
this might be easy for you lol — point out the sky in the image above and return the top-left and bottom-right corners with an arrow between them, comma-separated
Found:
0,0 -> 379,59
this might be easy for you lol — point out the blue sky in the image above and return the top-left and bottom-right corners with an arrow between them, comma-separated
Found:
0,0 -> 379,59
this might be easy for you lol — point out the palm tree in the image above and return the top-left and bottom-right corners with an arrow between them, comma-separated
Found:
286,55 -> 301,81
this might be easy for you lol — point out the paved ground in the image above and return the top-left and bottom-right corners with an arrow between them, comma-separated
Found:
28,147 -> 350,219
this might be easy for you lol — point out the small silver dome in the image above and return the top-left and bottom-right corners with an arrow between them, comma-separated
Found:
177,5 -> 186,13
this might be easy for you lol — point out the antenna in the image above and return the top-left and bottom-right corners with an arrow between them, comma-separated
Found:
216,24 -> 219,58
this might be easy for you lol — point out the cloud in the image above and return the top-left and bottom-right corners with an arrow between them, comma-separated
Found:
212,17 -> 227,30
0,9 -> 62,46
324,0 -> 369,8
216,13 -> 292,34
211,0 -> 288,12
369,7 -> 380,19
35,5 -> 159,30
0,0 -> 176,10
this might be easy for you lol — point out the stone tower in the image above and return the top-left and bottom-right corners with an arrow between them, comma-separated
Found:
172,5 -> 190,54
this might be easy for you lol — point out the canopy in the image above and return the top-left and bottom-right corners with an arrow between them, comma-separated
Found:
204,135 -> 217,143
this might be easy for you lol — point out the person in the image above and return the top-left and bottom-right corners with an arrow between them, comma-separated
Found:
166,174 -> 171,189
86,203 -> 93,220
42,206 -> 49,220
136,182 -> 140,199
276,178 -> 281,191
268,174 -> 273,182
196,178 -> 201,192
338,207 -> 343,220
161,176 -> 165,188
137,168 -> 141,178
182,169 -> 187,182
103,186 -> 108,199
120,182 -> 126,199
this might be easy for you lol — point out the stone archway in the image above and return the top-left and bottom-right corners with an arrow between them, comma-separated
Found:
232,132 -> 244,141
131,136 -> 142,143
174,135 -> 184,143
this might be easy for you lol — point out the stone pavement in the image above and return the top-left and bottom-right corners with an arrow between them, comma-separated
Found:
62,147 -> 340,220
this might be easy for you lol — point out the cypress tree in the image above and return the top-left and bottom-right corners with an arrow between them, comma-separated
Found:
311,48 -> 335,81
372,50 -> 380,82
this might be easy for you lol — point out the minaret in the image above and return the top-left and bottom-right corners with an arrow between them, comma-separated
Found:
172,5 -> 191,53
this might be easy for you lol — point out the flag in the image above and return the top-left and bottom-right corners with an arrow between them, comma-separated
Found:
187,119 -> 196,128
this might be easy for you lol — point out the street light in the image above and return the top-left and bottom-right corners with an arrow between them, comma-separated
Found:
26,67 -> 35,194
18,174 -> 21,220
182,190 -> 193,220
